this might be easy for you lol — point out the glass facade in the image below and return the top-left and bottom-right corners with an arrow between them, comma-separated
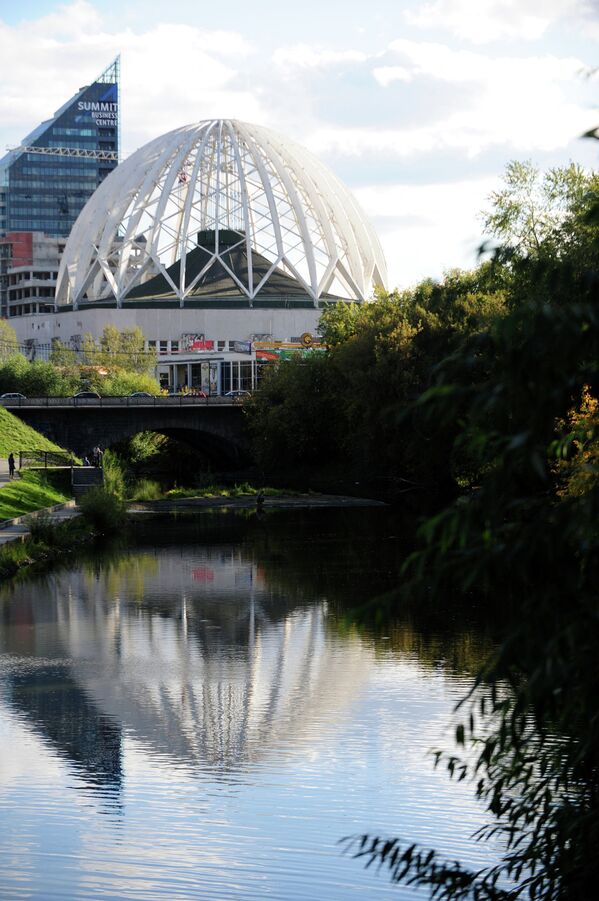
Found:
0,58 -> 120,238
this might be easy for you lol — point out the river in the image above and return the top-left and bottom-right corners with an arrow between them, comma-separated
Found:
0,508 -> 498,900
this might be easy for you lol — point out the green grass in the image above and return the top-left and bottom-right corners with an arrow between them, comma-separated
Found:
164,483 -> 297,500
0,470 -> 70,521
0,406 -> 64,456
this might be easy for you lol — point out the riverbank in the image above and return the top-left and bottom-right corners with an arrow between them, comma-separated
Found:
129,492 -> 387,512
0,469 -> 71,521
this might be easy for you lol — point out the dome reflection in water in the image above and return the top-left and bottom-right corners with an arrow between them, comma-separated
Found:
0,509 -> 498,900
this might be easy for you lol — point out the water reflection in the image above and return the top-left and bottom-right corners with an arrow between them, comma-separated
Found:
1,538 -> 371,784
0,510 -> 497,900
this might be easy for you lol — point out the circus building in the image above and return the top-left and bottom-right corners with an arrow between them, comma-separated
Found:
9,119 -> 387,394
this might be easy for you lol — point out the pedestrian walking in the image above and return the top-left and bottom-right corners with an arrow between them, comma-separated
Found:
7,453 -> 15,479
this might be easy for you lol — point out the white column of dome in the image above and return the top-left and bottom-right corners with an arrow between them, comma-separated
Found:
96,130 -> 174,302
271,131 -> 366,299
205,124 -> 254,299
256,126 -> 342,299
233,121 -> 295,298
225,121 -> 255,298
186,123 -> 250,299
108,128 -> 188,303
252,127 -> 321,303
136,126 -> 204,300
323,167 -> 375,293
263,128 -> 358,299
293,143 -> 369,299
309,145 -> 383,295
58,165 -> 114,303
60,143 -> 140,305
213,121 -> 223,260
199,131 -> 218,234
177,122 -> 219,301
327,165 -> 388,290
93,131 -> 180,304
211,123 -> 253,299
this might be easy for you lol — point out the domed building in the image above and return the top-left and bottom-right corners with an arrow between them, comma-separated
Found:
11,119 -> 387,393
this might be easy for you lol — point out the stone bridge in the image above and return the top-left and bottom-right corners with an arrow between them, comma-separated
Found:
1,397 -> 249,465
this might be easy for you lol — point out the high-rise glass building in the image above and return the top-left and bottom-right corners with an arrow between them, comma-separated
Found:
0,58 -> 120,317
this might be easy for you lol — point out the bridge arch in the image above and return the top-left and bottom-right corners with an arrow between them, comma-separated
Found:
8,401 -> 250,468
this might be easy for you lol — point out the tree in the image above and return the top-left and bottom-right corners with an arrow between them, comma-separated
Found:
248,267 -> 507,497
82,325 -> 153,373
0,319 -> 19,362
345,193 -> 599,899
482,160 -> 591,256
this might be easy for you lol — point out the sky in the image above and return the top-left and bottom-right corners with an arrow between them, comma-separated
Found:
1,0 -> 599,290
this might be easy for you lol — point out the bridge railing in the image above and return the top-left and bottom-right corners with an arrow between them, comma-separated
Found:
0,395 -> 240,408
19,450 -> 76,470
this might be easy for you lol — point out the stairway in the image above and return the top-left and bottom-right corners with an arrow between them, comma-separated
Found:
71,466 -> 104,500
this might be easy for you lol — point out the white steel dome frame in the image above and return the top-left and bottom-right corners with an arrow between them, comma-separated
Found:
56,119 -> 387,309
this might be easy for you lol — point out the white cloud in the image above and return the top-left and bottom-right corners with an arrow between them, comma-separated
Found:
405,0 -> 589,44
0,2 -> 263,153
272,44 -> 368,71
304,40 -> 589,161
373,65 -> 413,86
355,177 -> 500,288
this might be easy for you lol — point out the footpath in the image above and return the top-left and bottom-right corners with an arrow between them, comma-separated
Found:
0,458 -> 80,548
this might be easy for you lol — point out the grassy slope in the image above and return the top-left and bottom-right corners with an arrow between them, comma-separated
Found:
0,406 -> 63,456
0,470 -> 70,521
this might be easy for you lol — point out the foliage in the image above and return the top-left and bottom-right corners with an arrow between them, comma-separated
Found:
78,487 -> 126,531
25,509 -> 61,543
82,325 -> 154,373
49,340 -> 79,368
165,482 -> 290,499
482,160 -> 591,256
0,319 -> 18,361
0,469 -> 69,521
1,327 -> 158,398
247,269 -> 507,494
101,449 -> 128,500
0,406 -> 64,456
91,367 -> 161,396
555,387 -> 599,498
125,431 -> 169,465
0,353 -> 79,396
343,200 -> 599,895
130,478 -> 163,501
247,352 -> 343,471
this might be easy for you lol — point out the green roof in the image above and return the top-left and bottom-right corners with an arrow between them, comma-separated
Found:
125,231 -> 340,302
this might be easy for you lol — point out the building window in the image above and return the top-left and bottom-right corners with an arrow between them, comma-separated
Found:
159,340 -> 168,355
170,340 -> 179,354
221,362 -> 231,394
217,340 -> 226,352
148,340 -> 157,353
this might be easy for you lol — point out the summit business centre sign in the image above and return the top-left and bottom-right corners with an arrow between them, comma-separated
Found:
77,100 -> 118,128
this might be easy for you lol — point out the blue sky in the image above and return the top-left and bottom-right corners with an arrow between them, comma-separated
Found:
1,0 -> 599,289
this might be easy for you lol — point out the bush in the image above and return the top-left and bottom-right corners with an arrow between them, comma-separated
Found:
94,369 -> 161,396
130,478 -> 163,501
101,449 -> 128,500
79,487 -> 126,531
25,510 -> 59,544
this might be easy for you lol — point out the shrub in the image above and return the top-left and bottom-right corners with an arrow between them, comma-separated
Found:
25,510 -> 59,544
78,487 -> 126,532
130,478 -> 163,501
102,449 -> 128,500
